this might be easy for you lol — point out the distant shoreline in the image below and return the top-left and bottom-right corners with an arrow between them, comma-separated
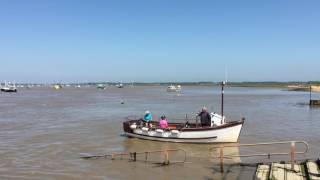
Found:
8,81 -> 320,88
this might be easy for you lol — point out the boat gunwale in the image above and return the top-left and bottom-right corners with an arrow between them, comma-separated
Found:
124,118 -> 244,132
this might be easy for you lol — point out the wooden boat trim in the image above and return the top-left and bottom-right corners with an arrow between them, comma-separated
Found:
180,120 -> 244,131
126,133 -> 217,140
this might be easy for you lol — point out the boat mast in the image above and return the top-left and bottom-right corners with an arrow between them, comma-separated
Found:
221,81 -> 225,124
309,84 -> 312,105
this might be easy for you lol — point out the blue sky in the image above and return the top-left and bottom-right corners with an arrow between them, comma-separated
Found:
0,0 -> 319,83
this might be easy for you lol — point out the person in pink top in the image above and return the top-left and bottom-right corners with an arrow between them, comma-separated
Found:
159,115 -> 169,129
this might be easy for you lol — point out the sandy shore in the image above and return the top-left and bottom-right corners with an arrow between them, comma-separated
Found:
287,85 -> 320,92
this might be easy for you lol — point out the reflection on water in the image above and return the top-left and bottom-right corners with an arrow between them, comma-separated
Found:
122,139 -> 241,162
0,86 -> 320,179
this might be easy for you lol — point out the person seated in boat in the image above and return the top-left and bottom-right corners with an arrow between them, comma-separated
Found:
143,110 -> 153,127
159,115 -> 169,129
198,106 -> 211,127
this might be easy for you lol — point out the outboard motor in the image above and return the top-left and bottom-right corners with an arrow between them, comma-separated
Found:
210,112 -> 225,127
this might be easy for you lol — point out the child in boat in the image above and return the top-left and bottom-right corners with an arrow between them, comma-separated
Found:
159,115 -> 169,129
143,110 -> 153,127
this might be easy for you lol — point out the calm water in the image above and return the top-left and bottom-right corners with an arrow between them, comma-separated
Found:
0,86 -> 319,179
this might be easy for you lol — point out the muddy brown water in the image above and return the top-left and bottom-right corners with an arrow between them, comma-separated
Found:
0,86 -> 319,179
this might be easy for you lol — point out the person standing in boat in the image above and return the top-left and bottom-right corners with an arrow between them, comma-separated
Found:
159,115 -> 169,129
198,107 -> 211,127
143,110 -> 153,127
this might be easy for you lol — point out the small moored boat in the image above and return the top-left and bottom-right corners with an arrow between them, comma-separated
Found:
53,84 -> 62,90
116,83 -> 124,88
96,84 -> 106,90
1,82 -> 17,92
167,85 -> 181,92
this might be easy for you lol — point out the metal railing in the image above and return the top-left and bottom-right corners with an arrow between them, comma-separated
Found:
81,149 -> 187,165
209,141 -> 309,172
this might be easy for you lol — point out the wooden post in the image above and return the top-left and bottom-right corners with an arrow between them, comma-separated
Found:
133,152 -> 137,162
291,141 -> 295,170
220,145 -> 224,172
310,85 -> 312,105
163,150 -> 170,165
145,152 -> 148,162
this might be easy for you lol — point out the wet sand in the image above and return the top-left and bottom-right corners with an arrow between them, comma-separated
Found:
0,86 -> 319,179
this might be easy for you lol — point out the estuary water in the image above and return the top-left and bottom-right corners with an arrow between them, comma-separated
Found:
0,86 -> 319,179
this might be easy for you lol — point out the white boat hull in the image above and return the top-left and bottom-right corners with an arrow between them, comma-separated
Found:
1,87 -> 17,92
123,120 -> 244,143
167,85 -> 181,92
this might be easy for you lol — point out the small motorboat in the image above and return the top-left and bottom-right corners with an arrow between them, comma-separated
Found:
1,82 -> 17,92
123,82 -> 245,143
167,85 -> 181,92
